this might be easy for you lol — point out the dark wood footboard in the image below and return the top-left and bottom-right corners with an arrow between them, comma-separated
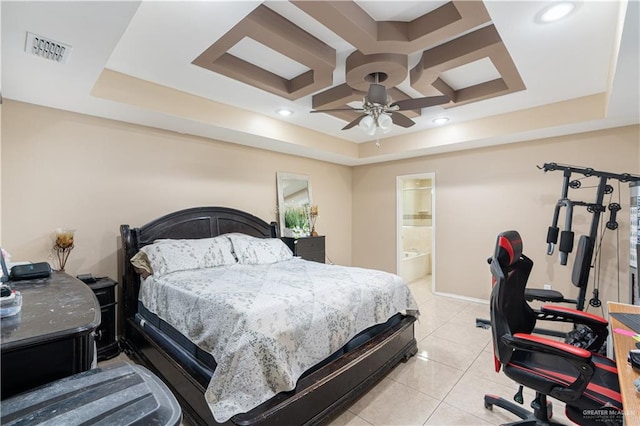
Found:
121,315 -> 417,425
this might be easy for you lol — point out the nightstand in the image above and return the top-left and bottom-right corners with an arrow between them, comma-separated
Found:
282,236 -> 325,263
85,277 -> 119,361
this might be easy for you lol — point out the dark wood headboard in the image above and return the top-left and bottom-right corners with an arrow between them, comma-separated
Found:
120,206 -> 278,324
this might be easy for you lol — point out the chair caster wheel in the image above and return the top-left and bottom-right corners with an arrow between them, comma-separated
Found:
484,402 -> 493,410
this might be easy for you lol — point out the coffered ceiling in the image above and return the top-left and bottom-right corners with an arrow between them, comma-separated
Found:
2,1 -> 638,165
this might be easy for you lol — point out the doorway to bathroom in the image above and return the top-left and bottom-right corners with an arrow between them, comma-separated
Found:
397,173 -> 435,289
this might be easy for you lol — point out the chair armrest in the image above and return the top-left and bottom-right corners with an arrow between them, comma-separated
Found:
525,287 -> 575,303
538,305 -> 608,351
507,333 -> 591,361
504,333 -> 595,402
541,305 -> 607,325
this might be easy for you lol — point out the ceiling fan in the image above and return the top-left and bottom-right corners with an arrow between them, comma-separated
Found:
311,77 -> 449,134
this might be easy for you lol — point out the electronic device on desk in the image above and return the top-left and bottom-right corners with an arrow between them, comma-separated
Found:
0,246 -> 9,284
1,245 -> 52,282
0,252 -> 21,318
0,285 -> 22,318
611,312 -> 640,334
629,349 -> 640,370
632,350 -> 640,392
10,262 -> 52,281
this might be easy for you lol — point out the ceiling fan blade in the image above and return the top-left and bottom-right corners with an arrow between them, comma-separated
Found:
342,115 -> 366,130
390,95 -> 449,111
311,107 -> 361,113
390,112 -> 415,128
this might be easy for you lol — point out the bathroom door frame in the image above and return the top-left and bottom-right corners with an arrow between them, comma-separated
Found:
396,172 -> 436,292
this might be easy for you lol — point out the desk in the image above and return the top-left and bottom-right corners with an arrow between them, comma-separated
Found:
1,272 -> 100,398
608,302 -> 640,424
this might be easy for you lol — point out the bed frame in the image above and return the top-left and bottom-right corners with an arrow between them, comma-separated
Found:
120,206 -> 418,425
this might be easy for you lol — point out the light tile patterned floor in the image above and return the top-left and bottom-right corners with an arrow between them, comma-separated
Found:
103,275 -> 574,425
327,275 -> 573,426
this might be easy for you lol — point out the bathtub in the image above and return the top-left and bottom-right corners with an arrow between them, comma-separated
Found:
400,251 -> 431,283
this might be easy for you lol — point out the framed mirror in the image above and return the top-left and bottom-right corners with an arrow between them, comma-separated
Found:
277,172 -> 312,238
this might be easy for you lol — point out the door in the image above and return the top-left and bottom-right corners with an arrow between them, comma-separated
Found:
397,173 -> 435,290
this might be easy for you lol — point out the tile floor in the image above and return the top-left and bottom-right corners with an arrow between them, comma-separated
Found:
101,275 -> 575,425
326,275 -> 573,426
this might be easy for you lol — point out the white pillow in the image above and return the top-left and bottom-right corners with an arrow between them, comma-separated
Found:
140,236 -> 236,276
226,234 -> 293,265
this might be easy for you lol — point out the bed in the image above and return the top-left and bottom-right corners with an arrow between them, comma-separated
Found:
119,206 -> 419,425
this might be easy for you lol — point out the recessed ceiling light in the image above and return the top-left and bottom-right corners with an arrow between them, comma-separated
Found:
276,108 -> 293,117
538,2 -> 576,23
432,117 -> 449,125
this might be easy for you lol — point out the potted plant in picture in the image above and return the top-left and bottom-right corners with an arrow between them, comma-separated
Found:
283,205 -> 311,238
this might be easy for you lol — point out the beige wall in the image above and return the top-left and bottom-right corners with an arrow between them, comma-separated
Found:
1,101 -> 352,280
352,125 -> 640,304
3,99 -> 639,307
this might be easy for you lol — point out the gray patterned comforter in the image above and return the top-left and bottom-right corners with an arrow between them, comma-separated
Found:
139,258 -> 419,422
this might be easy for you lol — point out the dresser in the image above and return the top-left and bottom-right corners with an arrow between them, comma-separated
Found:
282,236 -> 325,263
1,272 -> 100,399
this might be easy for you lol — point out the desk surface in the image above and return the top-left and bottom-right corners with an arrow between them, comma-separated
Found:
608,301 -> 640,424
1,271 -> 100,351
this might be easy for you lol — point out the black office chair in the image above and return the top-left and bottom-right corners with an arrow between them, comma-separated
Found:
484,230 -> 622,426
475,235 -> 594,341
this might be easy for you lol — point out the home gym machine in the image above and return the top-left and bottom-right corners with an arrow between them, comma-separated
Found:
478,162 -> 640,342
529,162 -> 640,313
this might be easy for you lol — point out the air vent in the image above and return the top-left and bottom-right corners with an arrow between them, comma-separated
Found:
25,32 -> 72,64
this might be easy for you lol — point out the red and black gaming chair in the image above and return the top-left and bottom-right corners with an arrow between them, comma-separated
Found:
484,230 -> 622,426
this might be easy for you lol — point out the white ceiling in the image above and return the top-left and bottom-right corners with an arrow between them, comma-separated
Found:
2,1 -> 639,166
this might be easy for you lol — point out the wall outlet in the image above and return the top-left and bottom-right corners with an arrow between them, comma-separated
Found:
543,284 -> 552,290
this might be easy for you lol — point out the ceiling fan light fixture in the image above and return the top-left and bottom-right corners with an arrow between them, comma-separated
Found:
378,113 -> 393,133
311,70 -> 448,132
359,115 -> 376,135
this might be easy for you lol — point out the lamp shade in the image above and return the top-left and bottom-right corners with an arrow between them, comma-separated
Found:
378,113 -> 392,133
359,115 -> 376,135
